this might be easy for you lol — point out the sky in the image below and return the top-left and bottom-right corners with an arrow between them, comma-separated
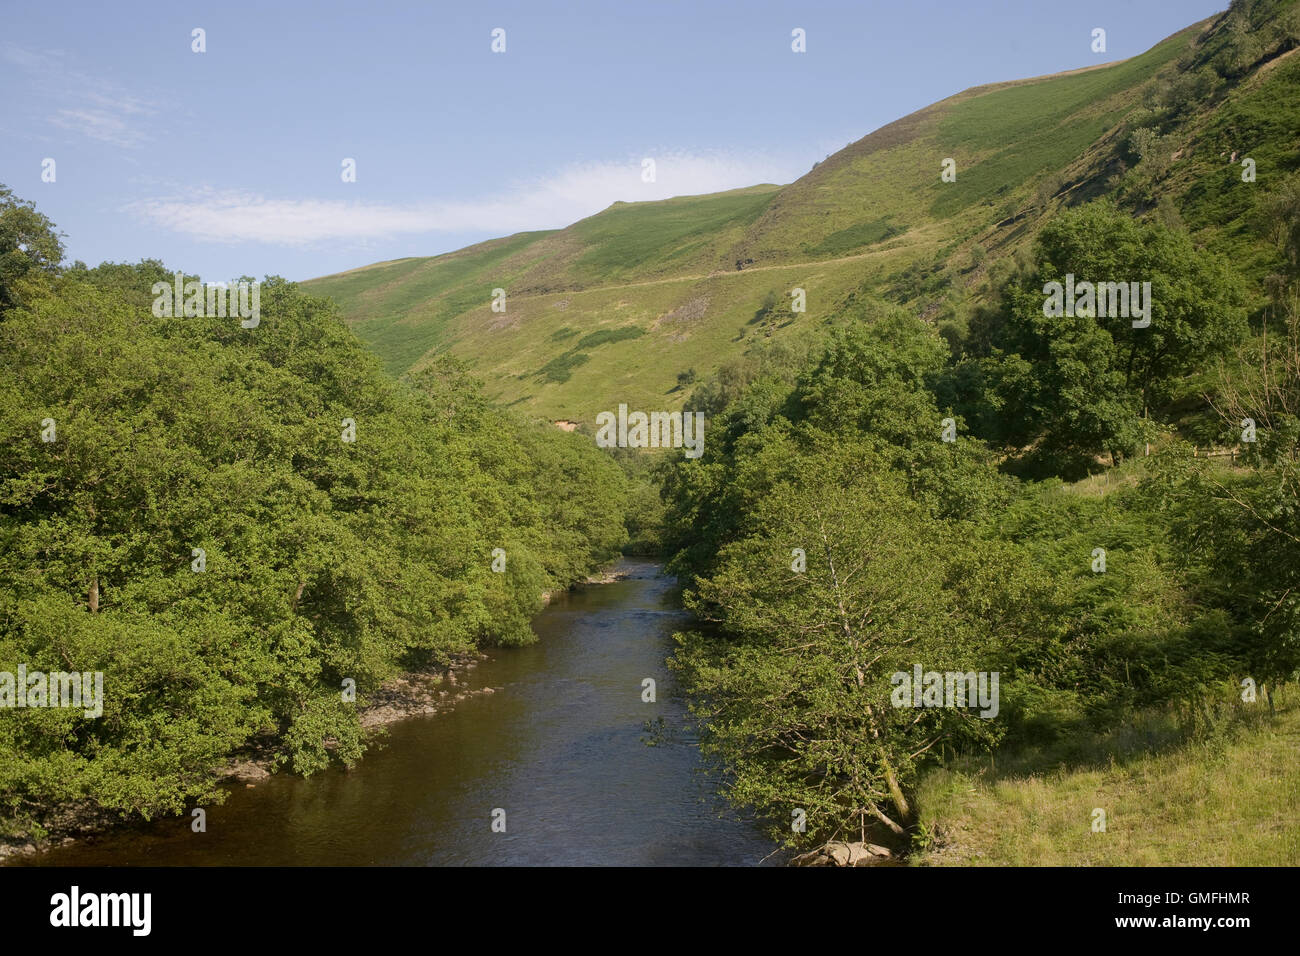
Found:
0,0 -> 1228,283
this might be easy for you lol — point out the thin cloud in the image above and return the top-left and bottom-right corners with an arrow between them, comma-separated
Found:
124,151 -> 801,245
3,43 -> 157,149
50,107 -> 151,148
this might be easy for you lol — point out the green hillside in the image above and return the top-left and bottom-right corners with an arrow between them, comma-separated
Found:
305,1 -> 1300,424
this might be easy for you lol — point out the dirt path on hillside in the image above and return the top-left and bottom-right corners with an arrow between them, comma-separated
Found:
504,221 -> 947,302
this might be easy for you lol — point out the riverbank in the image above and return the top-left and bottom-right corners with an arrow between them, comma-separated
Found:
0,565 -> 636,862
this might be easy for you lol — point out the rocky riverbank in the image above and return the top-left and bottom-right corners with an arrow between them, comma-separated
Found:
790,841 -> 897,867
1,650 -> 503,859
540,567 -> 630,607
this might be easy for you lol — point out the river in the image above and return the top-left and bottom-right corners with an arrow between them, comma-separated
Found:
16,559 -> 777,866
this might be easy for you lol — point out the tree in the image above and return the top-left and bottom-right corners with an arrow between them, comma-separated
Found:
0,184 -> 63,314
1260,173 -> 1300,294
674,443 -> 1001,844
975,201 -> 1247,475
1173,301 -> 1300,706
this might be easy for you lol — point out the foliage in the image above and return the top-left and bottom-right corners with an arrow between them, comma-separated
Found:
663,290 -> 1267,848
949,202 -> 1246,477
0,210 -> 630,835
0,185 -> 64,315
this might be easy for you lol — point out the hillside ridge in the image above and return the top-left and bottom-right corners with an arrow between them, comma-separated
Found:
304,2 -> 1299,423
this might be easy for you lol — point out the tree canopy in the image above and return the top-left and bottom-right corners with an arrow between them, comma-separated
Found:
0,189 -> 630,836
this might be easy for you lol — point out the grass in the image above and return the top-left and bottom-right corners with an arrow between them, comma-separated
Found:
436,252 -> 905,421
929,25 -> 1194,218
1180,51 -> 1300,281
537,351 -> 590,383
803,218 -> 906,258
912,685 -> 1300,866
309,230 -> 558,374
566,187 -> 779,282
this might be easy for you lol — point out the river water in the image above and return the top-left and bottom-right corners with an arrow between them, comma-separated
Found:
18,559 -> 776,867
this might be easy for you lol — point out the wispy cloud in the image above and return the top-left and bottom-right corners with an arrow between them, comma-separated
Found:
3,44 -> 157,148
124,151 -> 800,245
50,107 -> 151,148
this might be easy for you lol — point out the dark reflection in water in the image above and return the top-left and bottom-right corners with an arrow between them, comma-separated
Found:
17,560 -> 776,866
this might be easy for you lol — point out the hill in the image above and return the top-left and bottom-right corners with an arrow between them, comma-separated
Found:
304,0 -> 1300,424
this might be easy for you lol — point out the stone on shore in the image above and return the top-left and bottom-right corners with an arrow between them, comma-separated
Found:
790,841 -> 894,867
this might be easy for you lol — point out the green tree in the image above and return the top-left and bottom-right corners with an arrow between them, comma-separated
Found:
973,201 -> 1247,475
0,184 -> 63,314
675,444 -> 1002,844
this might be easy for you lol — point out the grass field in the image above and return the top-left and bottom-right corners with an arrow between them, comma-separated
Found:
913,685 -> 1300,865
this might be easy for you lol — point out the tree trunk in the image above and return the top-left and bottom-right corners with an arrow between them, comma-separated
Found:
88,575 -> 99,613
880,748 -> 912,824
869,804 -> 907,836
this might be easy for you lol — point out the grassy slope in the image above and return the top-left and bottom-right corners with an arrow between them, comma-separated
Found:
304,3 -> 1298,425
913,688 -> 1300,865
1180,48 -> 1300,274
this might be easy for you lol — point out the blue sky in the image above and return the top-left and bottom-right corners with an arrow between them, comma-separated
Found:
1,0 -> 1226,282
